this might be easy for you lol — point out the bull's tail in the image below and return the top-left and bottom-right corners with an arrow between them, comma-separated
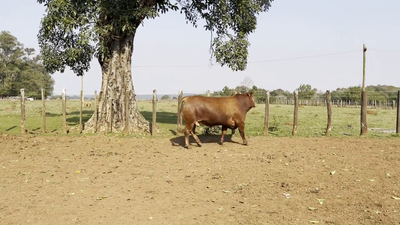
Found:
177,97 -> 187,133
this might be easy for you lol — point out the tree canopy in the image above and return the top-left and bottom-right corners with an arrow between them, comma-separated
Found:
37,0 -> 274,76
296,84 -> 317,100
0,31 -> 54,98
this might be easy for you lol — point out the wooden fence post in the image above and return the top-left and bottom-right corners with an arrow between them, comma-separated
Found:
292,91 -> 299,136
264,91 -> 270,135
177,90 -> 183,131
325,90 -> 332,136
80,89 -> 83,132
20,89 -> 26,134
360,44 -> 368,135
94,90 -> 98,133
396,91 -> 400,134
62,89 -> 67,134
151,89 -> 157,135
41,88 -> 46,133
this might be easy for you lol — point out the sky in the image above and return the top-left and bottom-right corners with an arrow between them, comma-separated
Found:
1,0 -> 400,95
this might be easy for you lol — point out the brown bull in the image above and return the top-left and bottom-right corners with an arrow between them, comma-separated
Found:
179,91 -> 256,148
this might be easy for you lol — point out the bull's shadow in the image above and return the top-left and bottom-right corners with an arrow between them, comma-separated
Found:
170,131 -> 241,148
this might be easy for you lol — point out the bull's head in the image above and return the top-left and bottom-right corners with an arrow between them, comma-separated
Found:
247,91 -> 256,108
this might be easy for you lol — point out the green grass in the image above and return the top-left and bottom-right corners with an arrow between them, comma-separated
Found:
0,99 -> 398,138
0,100 -> 93,135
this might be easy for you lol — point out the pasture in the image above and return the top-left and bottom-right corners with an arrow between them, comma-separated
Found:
1,99 -> 400,224
0,99 -> 398,137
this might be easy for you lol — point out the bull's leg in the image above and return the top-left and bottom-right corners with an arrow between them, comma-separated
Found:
238,123 -> 247,145
184,127 -> 191,149
192,126 -> 202,147
219,125 -> 228,145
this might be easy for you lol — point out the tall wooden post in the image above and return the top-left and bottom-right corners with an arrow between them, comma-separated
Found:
20,89 -> 26,134
360,44 -> 368,135
396,91 -> 400,134
325,90 -> 332,136
79,76 -> 83,132
151,89 -> 157,135
41,88 -> 46,133
177,90 -> 183,130
62,89 -> 67,134
292,91 -> 299,136
263,91 -> 270,135
94,90 -> 98,133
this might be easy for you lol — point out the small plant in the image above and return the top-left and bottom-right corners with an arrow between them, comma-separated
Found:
269,115 -> 279,132
9,101 -> 17,111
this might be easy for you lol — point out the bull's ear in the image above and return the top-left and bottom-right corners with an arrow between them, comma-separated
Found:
247,91 -> 254,96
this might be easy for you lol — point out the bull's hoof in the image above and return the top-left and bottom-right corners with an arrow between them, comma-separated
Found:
243,141 -> 248,146
197,143 -> 202,147
184,145 -> 190,149
218,140 -> 224,145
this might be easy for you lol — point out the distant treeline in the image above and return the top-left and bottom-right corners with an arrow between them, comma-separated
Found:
211,84 -> 400,103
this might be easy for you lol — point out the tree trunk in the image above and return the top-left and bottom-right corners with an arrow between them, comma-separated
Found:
84,34 -> 149,133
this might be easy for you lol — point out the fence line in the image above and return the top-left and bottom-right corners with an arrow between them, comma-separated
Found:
259,99 -> 397,109
9,88 -> 400,136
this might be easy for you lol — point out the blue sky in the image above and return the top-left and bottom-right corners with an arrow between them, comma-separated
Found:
1,0 -> 400,95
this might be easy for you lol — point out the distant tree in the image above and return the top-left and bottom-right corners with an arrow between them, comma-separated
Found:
161,95 -> 170,100
366,85 -> 400,102
296,84 -> 317,100
234,85 -> 248,94
342,86 -> 361,102
213,86 -> 235,96
247,85 -> 266,103
269,88 -> 291,102
49,95 -> 61,100
213,85 -> 266,103
0,31 -> 54,98
240,77 -> 254,91
270,88 -> 291,97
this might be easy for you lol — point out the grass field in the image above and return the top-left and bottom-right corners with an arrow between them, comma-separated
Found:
0,99 -> 398,138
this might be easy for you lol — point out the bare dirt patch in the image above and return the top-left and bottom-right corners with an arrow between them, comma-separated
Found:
1,134 -> 399,224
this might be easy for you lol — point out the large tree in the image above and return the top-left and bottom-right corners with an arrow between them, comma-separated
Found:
37,0 -> 274,133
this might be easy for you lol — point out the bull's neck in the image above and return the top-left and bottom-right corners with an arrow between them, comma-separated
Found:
236,94 -> 252,113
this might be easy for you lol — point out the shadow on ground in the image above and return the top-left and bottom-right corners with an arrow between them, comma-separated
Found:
170,133 -> 242,148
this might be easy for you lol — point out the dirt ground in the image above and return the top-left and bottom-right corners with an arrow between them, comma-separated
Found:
1,134 -> 399,225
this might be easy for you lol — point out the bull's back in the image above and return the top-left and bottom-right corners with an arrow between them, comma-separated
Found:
182,96 -> 239,125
